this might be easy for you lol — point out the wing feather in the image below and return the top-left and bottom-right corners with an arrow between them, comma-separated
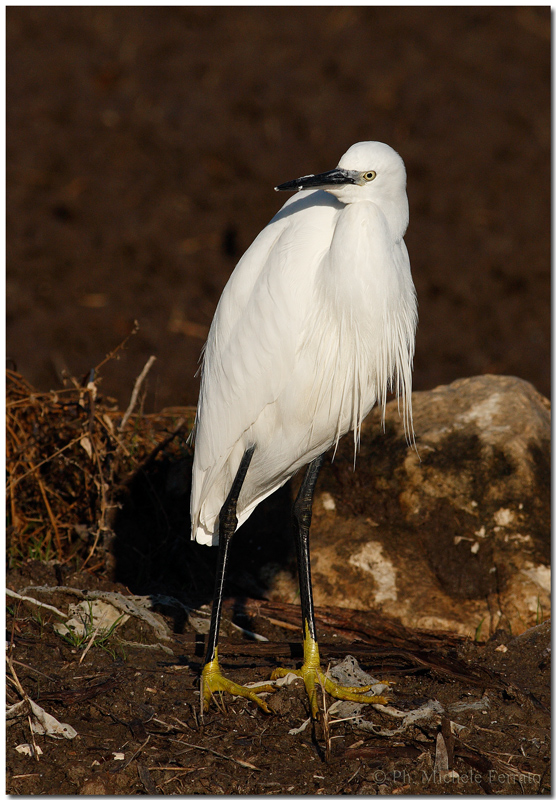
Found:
191,191 -> 343,539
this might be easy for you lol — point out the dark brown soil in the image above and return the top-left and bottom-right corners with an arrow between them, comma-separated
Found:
6,561 -> 551,796
7,7 -> 550,409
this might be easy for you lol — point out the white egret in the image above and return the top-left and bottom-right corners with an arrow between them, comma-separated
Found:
190,141 -> 417,716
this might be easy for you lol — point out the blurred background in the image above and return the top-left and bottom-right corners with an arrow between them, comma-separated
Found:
7,7 -> 551,410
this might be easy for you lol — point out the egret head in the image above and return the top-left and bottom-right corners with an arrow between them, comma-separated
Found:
276,140 -> 407,209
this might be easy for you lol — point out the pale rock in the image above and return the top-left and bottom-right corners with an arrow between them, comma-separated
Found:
267,376 -> 550,639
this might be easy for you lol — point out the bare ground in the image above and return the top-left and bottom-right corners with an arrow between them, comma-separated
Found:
6,559 -> 550,796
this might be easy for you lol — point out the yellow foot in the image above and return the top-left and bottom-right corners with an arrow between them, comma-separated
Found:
201,651 -> 275,714
270,625 -> 390,718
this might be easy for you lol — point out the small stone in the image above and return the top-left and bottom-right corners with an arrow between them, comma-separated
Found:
66,765 -> 87,783
357,781 -> 377,794
80,780 -> 107,795
321,492 -> 336,511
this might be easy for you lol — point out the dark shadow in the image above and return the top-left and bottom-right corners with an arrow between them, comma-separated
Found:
111,443 -> 295,619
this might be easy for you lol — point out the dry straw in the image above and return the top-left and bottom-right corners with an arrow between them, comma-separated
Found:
6,345 -> 195,573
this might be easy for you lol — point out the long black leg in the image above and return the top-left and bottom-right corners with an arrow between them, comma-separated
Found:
204,445 -> 255,666
292,453 -> 326,643
272,451 -> 390,716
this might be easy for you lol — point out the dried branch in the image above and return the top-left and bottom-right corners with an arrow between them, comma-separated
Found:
94,320 -> 140,373
6,364 -> 193,571
120,355 -> 157,432
6,589 -> 67,618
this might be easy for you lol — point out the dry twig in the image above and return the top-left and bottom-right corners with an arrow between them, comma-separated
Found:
175,740 -> 261,771
120,355 -> 157,431
6,363 -> 194,570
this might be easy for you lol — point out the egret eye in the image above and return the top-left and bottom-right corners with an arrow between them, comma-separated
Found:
363,170 -> 377,182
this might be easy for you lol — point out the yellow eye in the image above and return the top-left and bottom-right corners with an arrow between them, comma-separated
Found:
363,170 -> 377,182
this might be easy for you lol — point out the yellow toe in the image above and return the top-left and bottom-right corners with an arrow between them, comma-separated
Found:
202,651 -> 274,713
321,674 -> 389,705
271,623 -> 390,717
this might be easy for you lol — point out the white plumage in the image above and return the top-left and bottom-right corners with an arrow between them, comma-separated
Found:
191,141 -> 417,545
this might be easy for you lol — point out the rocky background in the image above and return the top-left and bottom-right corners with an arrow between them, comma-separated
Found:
7,7 -> 551,409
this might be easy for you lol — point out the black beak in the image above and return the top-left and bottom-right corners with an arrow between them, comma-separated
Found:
275,167 -> 357,192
